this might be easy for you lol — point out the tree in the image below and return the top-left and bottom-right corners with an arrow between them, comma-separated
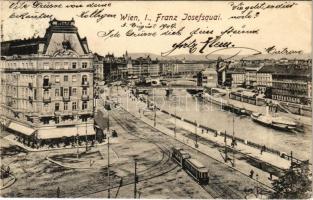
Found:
271,161 -> 312,199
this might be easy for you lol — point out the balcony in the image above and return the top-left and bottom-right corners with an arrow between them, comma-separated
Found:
63,96 -> 71,102
43,96 -> 51,103
82,81 -> 89,87
81,95 -> 89,101
43,83 -> 52,89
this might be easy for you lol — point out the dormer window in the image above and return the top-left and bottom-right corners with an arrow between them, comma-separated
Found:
62,40 -> 71,50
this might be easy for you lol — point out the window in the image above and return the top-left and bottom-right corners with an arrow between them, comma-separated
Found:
82,88 -> 87,95
55,88 -> 60,96
82,75 -> 87,84
43,62 -> 49,70
82,62 -> 87,68
64,88 -> 69,96
55,62 -> 60,69
72,62 -> 77,69
64,75 -> 68,82
72,88 -> 77,95
43,90 -> 49,98
64,62 -> 69,69
72,75 -> 76,82
43,76 -> 49,86
64,102 -> 68,110
55,75 -> 60,83
55,103 -> 59,111
82,102 -> 87,110
72,102 -> 77,110
44,103 -> 49,112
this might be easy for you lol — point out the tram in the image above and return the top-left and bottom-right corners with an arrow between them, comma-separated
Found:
172,147 -> 191,166
171,147 -> 209,185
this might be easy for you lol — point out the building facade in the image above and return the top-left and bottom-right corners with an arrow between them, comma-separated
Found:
93,53 -> 104,83
0,19 -> 95,143
256,65 -> 275,94
271,65 -> 312,105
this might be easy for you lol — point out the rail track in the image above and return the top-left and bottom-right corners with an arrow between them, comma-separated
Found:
113,108 -> 269,198
75,109 -> 178,198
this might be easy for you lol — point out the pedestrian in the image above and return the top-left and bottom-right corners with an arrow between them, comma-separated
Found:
249,169 -> 254,178
57,186 -> 60,198
231,139 -> 235,148
260,145 -> 266,155
269,173 -> 273,180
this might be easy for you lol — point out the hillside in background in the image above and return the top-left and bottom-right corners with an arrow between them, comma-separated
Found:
128,52 -> 312,61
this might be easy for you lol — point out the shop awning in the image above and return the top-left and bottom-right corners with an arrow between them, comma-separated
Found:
8,122 -> 35,136
37,125 -> 95,139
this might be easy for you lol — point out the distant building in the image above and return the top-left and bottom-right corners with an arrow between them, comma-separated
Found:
103,54 -> 128,82
159,61 -> 176,77
93,53 -> 104,83
0,18 -> 95,142
216,58 -> 230,86
201,68 -> 217,88
256,65 -> 276,94
240,63 -> 263,89
271,64 -> 312,105
225,67 -> 246,88
175,62 -> 206,75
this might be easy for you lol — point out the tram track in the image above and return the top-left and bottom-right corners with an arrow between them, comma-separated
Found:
116,104 -> 275,198
75,109 -> 178,198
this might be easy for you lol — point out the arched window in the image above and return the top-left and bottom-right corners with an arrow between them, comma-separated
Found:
82,75 -> 88,84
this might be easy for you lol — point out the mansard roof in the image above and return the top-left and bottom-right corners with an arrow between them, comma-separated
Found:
1,18 -> 90,57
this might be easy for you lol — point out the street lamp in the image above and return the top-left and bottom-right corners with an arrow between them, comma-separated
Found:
195,120 -> 198,148
107,136 -> 110,198
173,96 -> 177,139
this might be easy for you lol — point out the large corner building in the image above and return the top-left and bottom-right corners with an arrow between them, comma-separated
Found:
0,19 -> 95,143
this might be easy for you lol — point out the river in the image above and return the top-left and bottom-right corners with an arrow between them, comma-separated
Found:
141,89 -> 311,161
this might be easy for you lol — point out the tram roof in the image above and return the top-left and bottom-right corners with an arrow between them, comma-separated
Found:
188,158 -> 206,169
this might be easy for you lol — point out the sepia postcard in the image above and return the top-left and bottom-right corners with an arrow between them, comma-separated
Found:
0,0 -> 312,199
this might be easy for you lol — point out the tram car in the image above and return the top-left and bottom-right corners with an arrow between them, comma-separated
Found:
171,147 -> 209,185
172,147 -> 191,166
184,158 -> 209,185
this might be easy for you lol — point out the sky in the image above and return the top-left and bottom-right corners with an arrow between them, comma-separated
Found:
0,1 -> 312,57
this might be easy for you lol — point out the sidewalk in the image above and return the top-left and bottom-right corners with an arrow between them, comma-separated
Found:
118,93 -> 277,188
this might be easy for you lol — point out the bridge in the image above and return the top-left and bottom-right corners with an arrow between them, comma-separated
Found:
135,85 -> 204,90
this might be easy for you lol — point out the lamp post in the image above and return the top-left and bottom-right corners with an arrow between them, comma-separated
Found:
153,107 -> 156,127
174,96 -> 177,139
85,120 -> 88,151
134,159 -> 137,198
224,130 -> 228,162
107,136 -> 110,198
232,111 -> 235,167
195,120 -> 198,148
